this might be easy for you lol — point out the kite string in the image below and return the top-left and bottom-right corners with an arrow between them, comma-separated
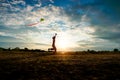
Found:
27,18 -> 44,26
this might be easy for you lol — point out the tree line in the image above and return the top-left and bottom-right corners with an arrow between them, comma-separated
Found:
0,47 -> 46,52
0,47 -> 119,53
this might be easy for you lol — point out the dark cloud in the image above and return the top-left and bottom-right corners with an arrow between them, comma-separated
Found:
63,0 -> 101,21
0,35 -> 23,42
35,43 -> 50,46
103,0 -> 120,13
62,0 -> 120,45
92,25 -> 120,43
0,25 -> 41,35
62,0 -> 120,26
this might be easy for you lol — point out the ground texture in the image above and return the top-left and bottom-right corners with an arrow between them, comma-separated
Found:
0,51 -> 120,80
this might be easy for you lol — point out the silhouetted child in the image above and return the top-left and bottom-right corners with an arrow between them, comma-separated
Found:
52,33 -> 57,53
48,33 -> 57,54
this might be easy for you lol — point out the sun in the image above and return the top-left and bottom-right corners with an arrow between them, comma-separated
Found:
56,33 -> 73,51
57,38 -> 70,50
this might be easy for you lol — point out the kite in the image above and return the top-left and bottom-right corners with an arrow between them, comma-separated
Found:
27,18 -> 44,26
40,18 -> 44,22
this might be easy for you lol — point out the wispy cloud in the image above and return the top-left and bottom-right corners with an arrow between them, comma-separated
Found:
49,0 -> 54,3
0,0 -> 120,50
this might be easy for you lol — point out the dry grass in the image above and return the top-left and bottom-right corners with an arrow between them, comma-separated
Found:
0,51 -> 120,80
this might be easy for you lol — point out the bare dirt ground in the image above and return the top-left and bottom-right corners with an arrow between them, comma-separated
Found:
0,51 -> 120,80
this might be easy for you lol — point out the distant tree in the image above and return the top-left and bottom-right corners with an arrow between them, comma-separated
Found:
87,49 -> 97,54
0,47 -> 4,51
91,50 -> 97,54
13,47 -> 20,51
87,49 -> 90,52
113,48 -> 119,52
24,47 -> 29,51
8,48 -> 11,51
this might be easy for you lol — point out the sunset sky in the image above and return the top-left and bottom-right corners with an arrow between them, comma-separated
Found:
0,0 -> 120,51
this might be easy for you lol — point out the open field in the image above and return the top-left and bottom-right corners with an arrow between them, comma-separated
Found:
0,51 -> 120,80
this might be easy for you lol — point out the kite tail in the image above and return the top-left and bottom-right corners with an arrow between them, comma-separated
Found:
27,22 -> 39,26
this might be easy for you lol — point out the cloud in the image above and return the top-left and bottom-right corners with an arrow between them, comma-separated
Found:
0,0 -> 120,50
0,0 -> 99,50
10,0 -> 26,5
0,32 -> 5,36
63,0 -> 120,27
49,0 -> 54,3
61,0 -> 120,50
92,25 -> 120,43
0,35 -> 23,42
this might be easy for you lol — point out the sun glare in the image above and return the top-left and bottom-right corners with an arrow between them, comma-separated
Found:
56,33 -> 73,51
57,38 -> 69,50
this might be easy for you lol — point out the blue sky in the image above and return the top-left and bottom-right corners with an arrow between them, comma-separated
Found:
0,0 -> 120,51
